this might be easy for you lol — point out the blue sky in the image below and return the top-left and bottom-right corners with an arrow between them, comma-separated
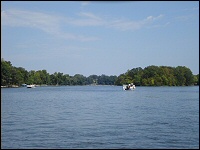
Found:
1,1 -> 199,76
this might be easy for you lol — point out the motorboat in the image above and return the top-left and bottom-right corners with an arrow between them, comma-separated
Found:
27,84 -> 35,88
123,83 -> 136,90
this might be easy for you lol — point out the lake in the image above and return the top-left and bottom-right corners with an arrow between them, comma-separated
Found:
1,86 -> 199,149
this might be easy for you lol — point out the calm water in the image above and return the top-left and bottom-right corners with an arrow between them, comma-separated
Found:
1,86 -> 199,149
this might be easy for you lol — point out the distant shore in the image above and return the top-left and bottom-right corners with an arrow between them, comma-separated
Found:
1,84 -> 199,88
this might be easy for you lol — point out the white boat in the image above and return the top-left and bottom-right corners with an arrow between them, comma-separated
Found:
27,84 -> 35,88
123,83 -> 136,90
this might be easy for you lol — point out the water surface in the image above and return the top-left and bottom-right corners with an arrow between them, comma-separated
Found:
1,86 -> 199,148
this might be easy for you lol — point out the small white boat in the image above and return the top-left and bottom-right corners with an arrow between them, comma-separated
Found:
123,83 -> 136,90
27,84 -> 35,88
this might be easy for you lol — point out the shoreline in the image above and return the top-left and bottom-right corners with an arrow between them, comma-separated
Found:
1,84 -> 199,88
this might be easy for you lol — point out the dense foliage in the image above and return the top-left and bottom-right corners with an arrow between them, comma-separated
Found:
1,59 -> 199,87
115,66 -> 199,86
1,59 -> 117,86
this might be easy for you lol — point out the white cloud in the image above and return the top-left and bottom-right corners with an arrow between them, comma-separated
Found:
108,14 -> 164,31
78,12 -> 102,20
1,9 -> 60,33
1,9 -> 98,42
66,12 -> 105,26
2,8 -> 165,40
72,12 -> 164,31
145,14 -> 164,21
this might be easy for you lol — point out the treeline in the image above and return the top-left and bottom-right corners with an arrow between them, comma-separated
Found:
1,59 -> 117,86
1,59 -> 199,87
115,66 -> 199,86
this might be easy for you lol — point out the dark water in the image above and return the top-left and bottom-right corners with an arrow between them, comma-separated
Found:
1,86 -> 199,149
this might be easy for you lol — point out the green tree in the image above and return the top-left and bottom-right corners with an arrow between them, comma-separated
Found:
34,71 -> 42,85
114,74 -> 125,85
86,75 -> 98,85
17,67 -> 29,84
141,78 -> 148,86
174,66 -> 194,86
1,58 -> 198,87
11,67 -> 24,85
38,70 -> 50,85
27,70 -> 36,84
184,68 -> 194,86
62,74 -> 70,85
1,59 -> 13,86
73,74 -> 86,85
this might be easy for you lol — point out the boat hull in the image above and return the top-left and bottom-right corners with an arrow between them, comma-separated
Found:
27,85 -> 35,88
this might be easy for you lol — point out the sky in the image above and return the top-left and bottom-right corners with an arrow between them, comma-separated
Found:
1,1 -> 199,76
